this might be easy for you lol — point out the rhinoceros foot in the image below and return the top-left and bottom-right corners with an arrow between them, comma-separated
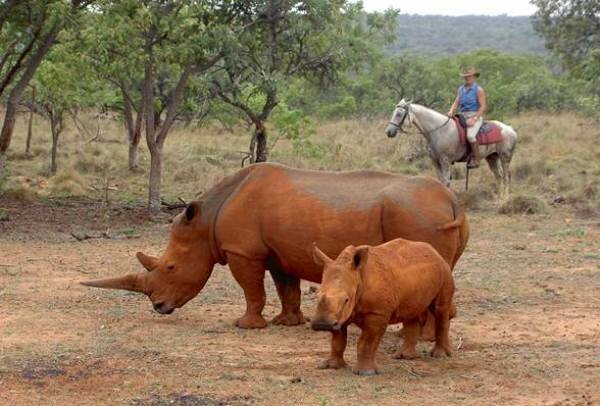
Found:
317,357 -> 347,370
271,310 -> 306,326
430,345 -> 451,358
392,348 -> 419,360
353,367 -> 378,376
234,314 -> 268,329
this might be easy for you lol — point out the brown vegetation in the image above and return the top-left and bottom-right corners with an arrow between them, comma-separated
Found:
2,111 -> 598,218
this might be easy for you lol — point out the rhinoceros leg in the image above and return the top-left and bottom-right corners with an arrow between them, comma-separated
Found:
393,318 -> 420,360
227,254 -> 268,329
269,269 -> 306,326
354,314 -> 387,376
419,311 -> 437,342
317,325 -> 348,370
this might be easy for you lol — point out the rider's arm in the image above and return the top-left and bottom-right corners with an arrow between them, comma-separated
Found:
447,92 -> 460,116
476,87 -> 486,120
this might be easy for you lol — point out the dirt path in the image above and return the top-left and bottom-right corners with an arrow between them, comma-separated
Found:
1,200 -> 599,405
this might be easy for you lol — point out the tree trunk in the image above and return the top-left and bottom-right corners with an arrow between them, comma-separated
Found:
0,24 -> 58,178
50,114 -> 59,175
0,97 -> 18,173
252,121 -> 268,163
143,43 -> 161,213
128,142 -> 139,170
148,148 -> 162,211
26,86 -> 35,155
0,151 -> 6,175
123,88 -> 143,170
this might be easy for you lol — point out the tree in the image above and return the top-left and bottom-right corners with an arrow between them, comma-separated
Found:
31,37 -> 104,174
211,1 -> 398,163
532,0 -> 600,95
80,4 -> 146,170
93,0 -> 241,211
0,0 -> 92,176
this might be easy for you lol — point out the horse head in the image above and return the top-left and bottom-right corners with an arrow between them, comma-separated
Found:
386,99 -> 412,138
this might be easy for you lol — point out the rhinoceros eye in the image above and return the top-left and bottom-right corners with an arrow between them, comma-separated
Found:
167,265 -> 176,271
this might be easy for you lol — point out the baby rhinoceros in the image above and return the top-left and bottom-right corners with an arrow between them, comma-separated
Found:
311,238 -> 455,376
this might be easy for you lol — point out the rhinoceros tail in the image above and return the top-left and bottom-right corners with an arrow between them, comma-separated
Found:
437,209 -> 465,230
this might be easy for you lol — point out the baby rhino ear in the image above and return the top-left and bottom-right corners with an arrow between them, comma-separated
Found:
352,247 -> 369,270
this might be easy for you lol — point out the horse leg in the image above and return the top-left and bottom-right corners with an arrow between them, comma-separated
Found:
432,159 -> 449,187
500,156 -> 512,197
439,158 -> 452,188
485,153 -> 503,196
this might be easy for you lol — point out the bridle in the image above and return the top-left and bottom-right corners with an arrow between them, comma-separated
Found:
388,103 -> 411,133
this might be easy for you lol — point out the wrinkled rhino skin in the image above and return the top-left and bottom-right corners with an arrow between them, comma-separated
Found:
311,239 -> 455,375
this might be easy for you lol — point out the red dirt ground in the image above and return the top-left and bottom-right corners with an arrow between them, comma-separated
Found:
1,197 -> 599,405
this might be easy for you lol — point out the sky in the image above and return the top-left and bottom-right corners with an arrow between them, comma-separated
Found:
361,0 -> 537,16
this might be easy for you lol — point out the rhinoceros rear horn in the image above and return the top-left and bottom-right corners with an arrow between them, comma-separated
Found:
80,273 -> 146,294
312,243 -> 333,266
136,251 -> 158,272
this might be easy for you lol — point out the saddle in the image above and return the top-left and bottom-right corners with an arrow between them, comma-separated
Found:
453,114 -> 503,146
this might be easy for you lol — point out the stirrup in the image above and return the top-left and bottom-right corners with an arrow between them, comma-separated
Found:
467,160 -> 479,169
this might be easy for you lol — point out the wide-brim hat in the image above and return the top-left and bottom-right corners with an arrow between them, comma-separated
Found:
461,68 -> 480,78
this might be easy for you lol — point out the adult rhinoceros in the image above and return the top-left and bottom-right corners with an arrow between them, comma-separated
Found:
82,163 -> 469,329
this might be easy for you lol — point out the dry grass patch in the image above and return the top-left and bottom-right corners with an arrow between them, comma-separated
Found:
1,110 -> 598,216
0,178 -> 39,201
498,193 -> 547,215
48,169 -> 88,197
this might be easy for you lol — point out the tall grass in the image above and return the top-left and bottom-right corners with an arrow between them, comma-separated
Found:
1,109 -> 598,217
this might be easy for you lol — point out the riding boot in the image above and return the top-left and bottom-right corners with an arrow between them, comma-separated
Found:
467,141 -> 481,169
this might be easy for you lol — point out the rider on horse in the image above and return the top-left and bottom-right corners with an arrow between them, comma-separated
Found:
447,68 -> 487,169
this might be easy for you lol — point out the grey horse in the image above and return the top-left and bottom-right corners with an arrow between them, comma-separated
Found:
386,99 -> 517,196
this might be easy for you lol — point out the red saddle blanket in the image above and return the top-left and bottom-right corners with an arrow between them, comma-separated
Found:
453,117 -> 504,145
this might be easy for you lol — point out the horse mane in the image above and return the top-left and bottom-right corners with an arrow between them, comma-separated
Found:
410,103 -> 448,120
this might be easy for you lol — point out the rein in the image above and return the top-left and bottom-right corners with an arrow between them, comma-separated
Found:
421,116 -> 452,136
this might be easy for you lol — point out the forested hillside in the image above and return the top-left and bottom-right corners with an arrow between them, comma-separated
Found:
390,14 -> 546,55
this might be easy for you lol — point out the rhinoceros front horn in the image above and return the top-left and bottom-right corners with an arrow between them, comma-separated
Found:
80,273 -> 146,294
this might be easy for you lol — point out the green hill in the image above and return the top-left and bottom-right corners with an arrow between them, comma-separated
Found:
390,14 -> 547,56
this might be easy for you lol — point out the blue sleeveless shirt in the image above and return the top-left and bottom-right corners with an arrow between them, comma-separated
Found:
459,83 -> 480,112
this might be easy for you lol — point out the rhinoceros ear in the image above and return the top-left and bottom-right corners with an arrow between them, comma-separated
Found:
184,202 -> 199,222
136,251 -> 158,272
312,243 -> 332,267
352,247 -> 369,270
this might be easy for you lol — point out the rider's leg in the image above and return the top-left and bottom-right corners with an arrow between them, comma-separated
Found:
467,117 -> 483,169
